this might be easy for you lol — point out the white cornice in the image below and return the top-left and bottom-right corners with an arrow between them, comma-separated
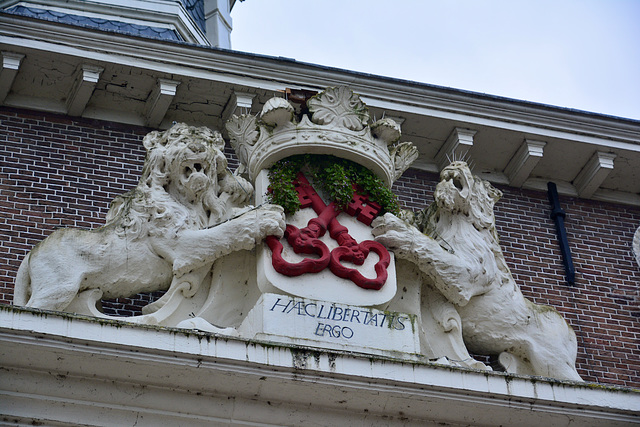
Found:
1,15 -> 638,150
1,15 -> 639,206
2,306 -> 638,426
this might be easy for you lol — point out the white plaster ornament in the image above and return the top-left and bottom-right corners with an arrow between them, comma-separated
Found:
226,86 -> 419,187
226,87 -> 488,372
226,87 -> 418,306
14,87 -> 583,382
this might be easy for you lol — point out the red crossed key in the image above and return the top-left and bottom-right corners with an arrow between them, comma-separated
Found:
346,191 -> 382,226
266,175 -> 333,276
265,173 -> 391,290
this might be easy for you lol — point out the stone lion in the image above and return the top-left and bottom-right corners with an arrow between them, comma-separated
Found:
373,161 -> 583,381
14,123 -> 285,313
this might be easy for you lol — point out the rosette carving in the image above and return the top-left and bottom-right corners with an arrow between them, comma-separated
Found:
308,86 -> 370,131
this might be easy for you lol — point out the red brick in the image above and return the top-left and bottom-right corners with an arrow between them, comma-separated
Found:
1,106 -> 639,388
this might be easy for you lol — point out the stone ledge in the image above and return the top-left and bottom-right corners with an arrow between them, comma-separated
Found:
1,305 -> 638,426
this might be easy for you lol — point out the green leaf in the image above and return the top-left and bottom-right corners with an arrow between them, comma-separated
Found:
267,155 -> 399,216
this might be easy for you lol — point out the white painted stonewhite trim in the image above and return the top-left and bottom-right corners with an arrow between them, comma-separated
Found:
1,16 -> 638,150
1,306 -> 638,426
66,64 -> 103,116
0,50 -> 23,102
221,91 -> 256,124
144,78 -> 180,127
504,139 -> 546,188
434,127 -> 476,171
203,0 -> 233,49
574,151 -> 617,198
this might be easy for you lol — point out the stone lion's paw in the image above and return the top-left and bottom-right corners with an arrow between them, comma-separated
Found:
252,204 -> 286,241
220,174 -> 253,206
374,230 -> 407,251
372,213 -> 414,251
372,213 -> 411,236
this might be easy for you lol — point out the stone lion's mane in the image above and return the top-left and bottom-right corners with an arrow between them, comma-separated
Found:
400,167 -> 513,301
104,124 -> 228,239
413,171 -> 502,246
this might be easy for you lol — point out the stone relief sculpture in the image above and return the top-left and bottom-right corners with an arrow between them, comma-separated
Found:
227,86 -> 419,308
372,161 -> 583,381
13,123 -> 285,317
14,86 -> 583,382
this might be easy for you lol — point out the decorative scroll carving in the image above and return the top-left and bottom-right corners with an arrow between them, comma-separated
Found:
225,113 -> 258,166
373,161 -> 583,381
390,141 -> 420,182
14,123 -> 285,318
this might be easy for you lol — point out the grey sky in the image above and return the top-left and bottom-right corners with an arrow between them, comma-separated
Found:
230,0 -> 640,120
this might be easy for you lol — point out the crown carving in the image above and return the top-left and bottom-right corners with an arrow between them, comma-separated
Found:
225,86 -> 419,187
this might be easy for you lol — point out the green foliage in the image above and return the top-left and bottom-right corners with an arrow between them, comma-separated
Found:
266,158 -> 302,214
267,155 -> 399,216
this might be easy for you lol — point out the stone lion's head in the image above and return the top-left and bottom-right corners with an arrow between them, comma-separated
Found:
141,123 -> 227,206
434,161 -> 502,231
107,123 -> 254,237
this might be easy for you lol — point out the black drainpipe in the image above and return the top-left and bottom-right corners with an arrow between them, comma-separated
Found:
547,182 -> 575,285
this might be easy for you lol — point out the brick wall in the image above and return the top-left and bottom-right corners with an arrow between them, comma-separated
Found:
1,107 -> 638,388
1,108 -> 147,304
494,187 -> 640,386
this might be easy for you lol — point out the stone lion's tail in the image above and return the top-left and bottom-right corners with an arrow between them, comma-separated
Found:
13,252 -> 31,306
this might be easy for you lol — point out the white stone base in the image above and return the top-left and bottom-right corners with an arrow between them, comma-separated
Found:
238,293 -> 420,358
2,306 -> 638,426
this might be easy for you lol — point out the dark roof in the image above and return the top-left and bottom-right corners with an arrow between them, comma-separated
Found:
6,5 -> 183,41
181,0 -> 205,33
